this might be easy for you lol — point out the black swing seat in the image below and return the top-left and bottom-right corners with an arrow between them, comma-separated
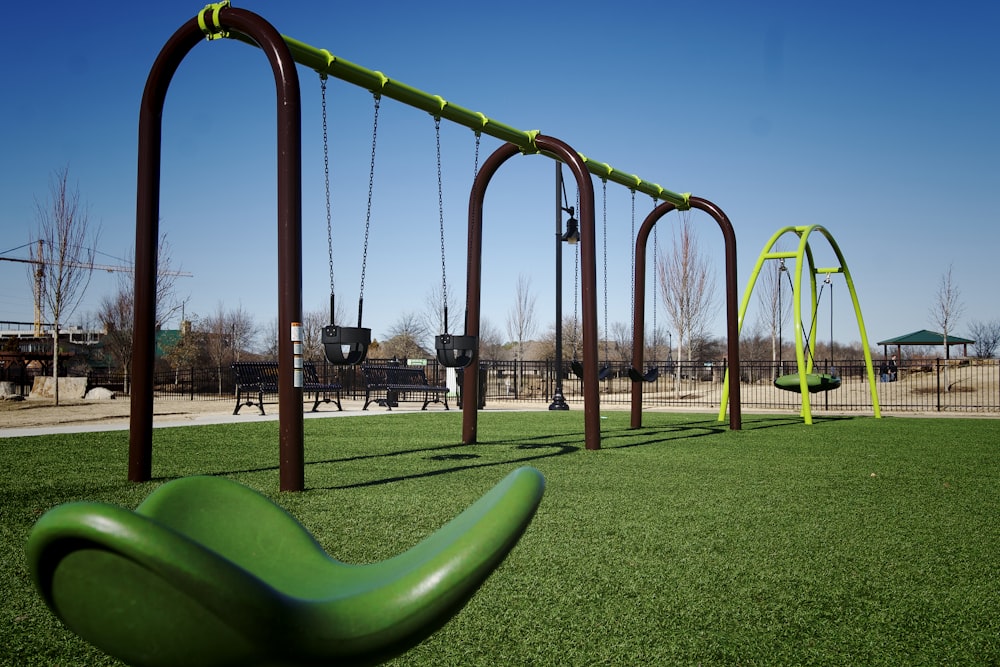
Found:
569,361 -> 613,380
435,333 -> 477,368
322,325 -> 371,366
627,366 -> 659,383
774,372 -> 841,394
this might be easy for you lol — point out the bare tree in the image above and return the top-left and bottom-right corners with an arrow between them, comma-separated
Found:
738,319 -> 772,381
202,303 -> 231,393
536,315 -> 574,363
201,303 -> 256,393
505,273 -> 537,365
423,283 -> 463,346
505,274 -> 537,396
478,317 -> 507,361
97,234 -> 182,388
968,319 -> 1000,359
147,236 -> 184,329
658,212 -> 717,367
98,289 -> 134,385
609,321 -> 633,364
301,308 -> 328,362
271,300 -> 348,363
689,334 -> 725,362
228,305 -> 256,363
929,264 -> 964,390
381,312 -> 430,360
261,318 -> 280,358
31,167 -> 101,404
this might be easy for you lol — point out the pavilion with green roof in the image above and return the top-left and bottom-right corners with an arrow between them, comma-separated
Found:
876,329 -> 975,359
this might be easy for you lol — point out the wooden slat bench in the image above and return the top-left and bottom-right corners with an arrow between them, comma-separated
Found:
232,361 -> 342,415
360,364 -> 449,411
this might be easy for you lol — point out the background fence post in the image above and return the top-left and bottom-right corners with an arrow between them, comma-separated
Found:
936,358 -> 942,412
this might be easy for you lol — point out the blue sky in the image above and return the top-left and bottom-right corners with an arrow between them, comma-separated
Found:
2,1 -> 997,353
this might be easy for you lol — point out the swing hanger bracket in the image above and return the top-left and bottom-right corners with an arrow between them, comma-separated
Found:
197,1 -> 231,41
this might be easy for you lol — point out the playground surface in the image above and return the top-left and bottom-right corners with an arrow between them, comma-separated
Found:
6,407 -> 998,665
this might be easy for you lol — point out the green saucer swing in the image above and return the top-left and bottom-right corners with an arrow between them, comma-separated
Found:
27,467 -> 544,667
774,372 -> 841,393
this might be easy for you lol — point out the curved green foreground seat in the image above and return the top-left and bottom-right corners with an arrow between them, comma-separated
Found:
774,372 -> 842,394
27,466 -> 544,667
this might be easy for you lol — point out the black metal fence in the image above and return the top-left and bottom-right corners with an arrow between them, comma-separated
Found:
74,357 -> 1000,414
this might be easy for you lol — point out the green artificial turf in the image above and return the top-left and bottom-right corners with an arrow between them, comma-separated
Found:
2,412 -> 998,665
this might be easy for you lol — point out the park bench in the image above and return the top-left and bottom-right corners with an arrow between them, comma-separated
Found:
360,364 -> 449,411
232,361 -> 342,415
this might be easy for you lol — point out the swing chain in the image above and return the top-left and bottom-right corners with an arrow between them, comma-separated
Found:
435,116 -> 449,331
602,179 -> 609,355
473,131 -> 481,178
572,237 -> 579,350
321,74 -> 335,295
629,189 -> 636,336
358,94 -> 381,310
652,205 -> 658,350
573,187 -> 581,352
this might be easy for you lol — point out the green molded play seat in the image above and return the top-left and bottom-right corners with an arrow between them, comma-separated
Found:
27,467 -> 544,667
774,372 -> 842,394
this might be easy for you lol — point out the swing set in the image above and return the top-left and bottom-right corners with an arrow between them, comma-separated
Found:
718,224 -> 881,424
628,197 -> 740,429
125,3 -> 742,477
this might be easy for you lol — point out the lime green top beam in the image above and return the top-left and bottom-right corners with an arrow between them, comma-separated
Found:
227,30 -> 690,209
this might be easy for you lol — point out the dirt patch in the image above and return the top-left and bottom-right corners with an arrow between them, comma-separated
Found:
0,396 -> 234,430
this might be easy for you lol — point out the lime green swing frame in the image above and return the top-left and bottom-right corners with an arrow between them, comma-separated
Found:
719,225 -> 881,424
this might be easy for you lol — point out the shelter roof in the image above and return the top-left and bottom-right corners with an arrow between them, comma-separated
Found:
876,329 -> 975,346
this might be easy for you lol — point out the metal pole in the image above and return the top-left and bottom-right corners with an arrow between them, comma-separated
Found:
550,162 -> 569,410
130,7 -> 305,489
463,143 -> 521,445
130,17 -> 205,483
463,136 -> 599,449
634,200 -> 742,431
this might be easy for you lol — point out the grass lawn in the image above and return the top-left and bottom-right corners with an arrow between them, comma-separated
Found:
2,411 -> 998,665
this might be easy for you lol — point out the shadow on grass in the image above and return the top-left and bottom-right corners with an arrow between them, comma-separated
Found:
594,412 -> 867,450
308,419 -> 683,489
152,413 -> 866,490
155,432 -> 582,491
307,415 -> 824,489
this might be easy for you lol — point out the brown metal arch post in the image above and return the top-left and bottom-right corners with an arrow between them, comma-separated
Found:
629,196 -> 741,430
129,7 -> 306,490
462,136 -> 601,450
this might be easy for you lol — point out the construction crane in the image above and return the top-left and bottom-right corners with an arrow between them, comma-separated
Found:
0,240 -> 193,336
